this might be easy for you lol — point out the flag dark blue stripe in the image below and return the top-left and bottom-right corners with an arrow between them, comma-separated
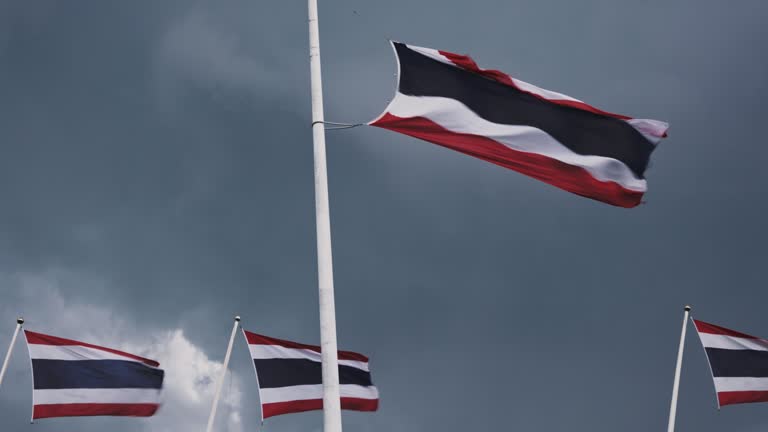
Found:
705,348 -> 768,378
31,359 -> 164,390
254,359 -> 373,389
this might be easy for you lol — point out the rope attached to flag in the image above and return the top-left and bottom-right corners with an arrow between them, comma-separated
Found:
312,121 -> 364,131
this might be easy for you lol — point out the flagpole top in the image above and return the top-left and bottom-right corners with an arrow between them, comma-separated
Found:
16,317 -> 24,325
234,316 -> 241,322
684,305 -> 691,312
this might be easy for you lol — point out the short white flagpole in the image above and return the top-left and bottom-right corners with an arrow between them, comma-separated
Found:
307,1 -> 343,432
0,317 -> 24,385
667,305 -> 691,432
205,316 -> 241,432
0,317 -> 23,390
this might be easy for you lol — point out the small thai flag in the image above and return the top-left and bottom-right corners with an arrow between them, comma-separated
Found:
693,320 -> 768,407
24,330 -> 164,420
242,329 -> 378,419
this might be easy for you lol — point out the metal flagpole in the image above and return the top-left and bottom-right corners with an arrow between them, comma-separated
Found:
307,0 -> 343,431
205,316 -> 241,432
667,305 -> 691,432
0,317 -> 23,390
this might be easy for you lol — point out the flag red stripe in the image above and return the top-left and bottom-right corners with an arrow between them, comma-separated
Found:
32,403 -> 159,419
436,50 -> 632,121
718,391 -> 768,406
261,397 -> 379,419
24,331 -> 160,367
242,330 -> 369,362
371,113 -> 644,208
693,320 -> 760,340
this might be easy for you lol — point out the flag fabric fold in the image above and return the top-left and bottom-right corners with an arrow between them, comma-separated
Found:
370,42 -> 669,207
692,319 -> 768,407
242,329 -> 379,419
24,330 -> 164,420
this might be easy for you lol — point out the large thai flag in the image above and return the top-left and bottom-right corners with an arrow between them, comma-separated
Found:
370,42 -> 669,208
24,330 -> 164,420
242,329 -> 378,419
693,319 -> 768,407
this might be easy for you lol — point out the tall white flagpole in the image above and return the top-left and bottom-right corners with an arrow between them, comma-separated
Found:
307,0 -> 343,431
205,316 -> 241,432
667,305 -> 691,432
0,317 -> 23,390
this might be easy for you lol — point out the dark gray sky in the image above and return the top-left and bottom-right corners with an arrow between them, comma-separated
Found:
1,0 -> 767,431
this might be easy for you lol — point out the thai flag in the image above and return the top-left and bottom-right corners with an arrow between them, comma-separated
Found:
24,330 -> 164,420
242,329 -> 378,419
693,320 -> 768,407
370,42 -> 669,207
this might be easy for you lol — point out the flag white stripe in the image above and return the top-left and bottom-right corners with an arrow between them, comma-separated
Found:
27,344 -> 146,363
259,384 -> 378,404
385,92 -> 647,191
699,333 -> 768,351
405,45 -> 454,67
510,77 -> 583,104
626,119 -> 668,144
714,377 -> 768,393
248,345 -> 369,371
33,388 -> 162,405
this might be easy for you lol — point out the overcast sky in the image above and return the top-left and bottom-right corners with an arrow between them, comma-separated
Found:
1,0 -> 767,431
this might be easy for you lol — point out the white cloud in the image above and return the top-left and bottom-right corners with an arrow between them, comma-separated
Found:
139,329 -> 242,432
0,270 -> 243,432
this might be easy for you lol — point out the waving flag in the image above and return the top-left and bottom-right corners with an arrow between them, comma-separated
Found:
693,319 -> 768,406
242,329 -> 378,419
370,42 -> 669,207
24,330 -> 164,420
